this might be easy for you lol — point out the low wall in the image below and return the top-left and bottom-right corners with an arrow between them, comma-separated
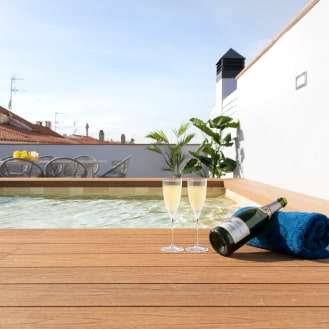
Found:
0,144 -> 200,178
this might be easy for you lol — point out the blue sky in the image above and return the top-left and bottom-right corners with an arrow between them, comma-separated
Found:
0,0 -> 310,143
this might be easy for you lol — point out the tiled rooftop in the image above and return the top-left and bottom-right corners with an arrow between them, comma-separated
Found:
0,122 -> 76,144
0,106 -> 118,145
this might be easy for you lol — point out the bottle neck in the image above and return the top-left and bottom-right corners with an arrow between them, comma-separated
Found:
260,200 -> 284,218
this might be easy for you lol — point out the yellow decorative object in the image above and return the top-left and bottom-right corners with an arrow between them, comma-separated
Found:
13,150 -> 40,161
13,151 -> 21,158
30,151 -> 40,162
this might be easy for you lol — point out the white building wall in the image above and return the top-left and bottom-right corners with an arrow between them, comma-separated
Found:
236,0 -> 328,200
221,90 -> 238,120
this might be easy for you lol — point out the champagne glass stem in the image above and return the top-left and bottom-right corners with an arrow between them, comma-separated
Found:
186,211 -> 208,252
195,213 -> 200,247
186,177 -> 208,253
170,214 -> 175,248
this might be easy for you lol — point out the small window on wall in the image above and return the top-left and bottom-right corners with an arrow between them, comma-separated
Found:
296,71 -> 307,90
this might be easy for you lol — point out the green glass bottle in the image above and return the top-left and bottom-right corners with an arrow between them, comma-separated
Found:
209,197 -> 287,257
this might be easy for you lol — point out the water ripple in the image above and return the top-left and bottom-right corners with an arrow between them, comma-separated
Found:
0,194 -> 243,228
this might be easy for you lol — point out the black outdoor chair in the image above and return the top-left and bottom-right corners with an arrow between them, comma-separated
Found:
99,155 -> 131,178
38,155 -> 55,171
45,157 -> 87,177
0,158 -> 44,177
39,155 -> 55,161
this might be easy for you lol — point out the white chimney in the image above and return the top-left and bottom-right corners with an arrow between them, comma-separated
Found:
45,121 -> 52,128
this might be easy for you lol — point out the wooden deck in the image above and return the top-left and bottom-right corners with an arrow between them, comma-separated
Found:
0,228 -> 328,328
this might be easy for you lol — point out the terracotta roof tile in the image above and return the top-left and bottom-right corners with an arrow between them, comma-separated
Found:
65,135 -> 120,144
0,106 -> 79,144
0,124 -> 77,144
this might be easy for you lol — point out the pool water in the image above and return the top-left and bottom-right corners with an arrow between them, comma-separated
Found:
0,188 -> 254,229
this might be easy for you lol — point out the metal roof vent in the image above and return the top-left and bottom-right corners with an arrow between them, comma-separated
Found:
216,48 -> 245,81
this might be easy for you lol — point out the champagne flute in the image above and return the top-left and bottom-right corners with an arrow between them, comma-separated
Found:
161,177 -> 184,252
186,178 -> 208,252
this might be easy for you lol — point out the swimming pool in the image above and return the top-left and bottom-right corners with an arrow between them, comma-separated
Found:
0,187 -> 257,229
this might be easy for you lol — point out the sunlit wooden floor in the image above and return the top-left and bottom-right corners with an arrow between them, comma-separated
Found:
0,228 -> 328,328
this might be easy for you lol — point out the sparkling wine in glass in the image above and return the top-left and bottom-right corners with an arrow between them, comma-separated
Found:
186,178 -> 208,252
161,177 -> 184,252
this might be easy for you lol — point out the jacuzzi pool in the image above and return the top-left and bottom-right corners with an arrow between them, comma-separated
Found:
0,187 -> 255,229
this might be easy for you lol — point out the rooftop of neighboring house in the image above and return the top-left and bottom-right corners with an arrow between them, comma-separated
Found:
66,134 -> 120,145
0,106 -> 118,144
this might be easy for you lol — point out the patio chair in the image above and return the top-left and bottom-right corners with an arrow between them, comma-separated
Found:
0,158 -> 44,177
0,156 -> 13,161
98,155 -> 131,178
38,155 -> 55,171
45,157 -> 87,178
39,155 -> 55,161
74,155 -> 99,176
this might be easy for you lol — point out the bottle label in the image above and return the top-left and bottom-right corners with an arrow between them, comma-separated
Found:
218,217 -> 250,243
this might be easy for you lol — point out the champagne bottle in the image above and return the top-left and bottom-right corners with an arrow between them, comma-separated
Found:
209,197 -> 287,256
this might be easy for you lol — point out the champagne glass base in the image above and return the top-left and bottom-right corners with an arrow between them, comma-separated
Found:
161,245 -> 184,252
185,246 -> 208,252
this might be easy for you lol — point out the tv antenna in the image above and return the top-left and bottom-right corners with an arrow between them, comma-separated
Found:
54,112 -> 65,131
73,121 -> 79,134
8,75 -> 25,111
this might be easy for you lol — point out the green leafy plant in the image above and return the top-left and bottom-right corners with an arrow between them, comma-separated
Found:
146,122 -> 195,177
182,115 -> 239,178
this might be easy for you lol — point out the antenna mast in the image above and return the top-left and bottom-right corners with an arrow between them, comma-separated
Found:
54,112 -> 65,131
9,75 -> 25,111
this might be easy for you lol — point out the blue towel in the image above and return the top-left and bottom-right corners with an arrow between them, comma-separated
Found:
233,208 -> 329,259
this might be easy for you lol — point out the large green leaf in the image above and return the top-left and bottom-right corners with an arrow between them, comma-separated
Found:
212,116 -> 236,129
190,118 -> 216,138
223,157 -> 237,171
181,158 -> 203,174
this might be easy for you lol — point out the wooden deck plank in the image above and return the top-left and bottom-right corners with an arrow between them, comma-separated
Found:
1,307 -> 329,329
4,242 -> 329,261
0,235 -> 209,247
1,283 -> 329,307
1,248 -> 328,267
0,228 -> 208,240
0,266 -> 328,284
0,229 -> 208,244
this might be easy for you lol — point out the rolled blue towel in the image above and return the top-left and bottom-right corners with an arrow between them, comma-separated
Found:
233,208 -> 329,259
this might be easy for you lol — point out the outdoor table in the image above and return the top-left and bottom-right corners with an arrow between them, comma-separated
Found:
76,159 -> 106,177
